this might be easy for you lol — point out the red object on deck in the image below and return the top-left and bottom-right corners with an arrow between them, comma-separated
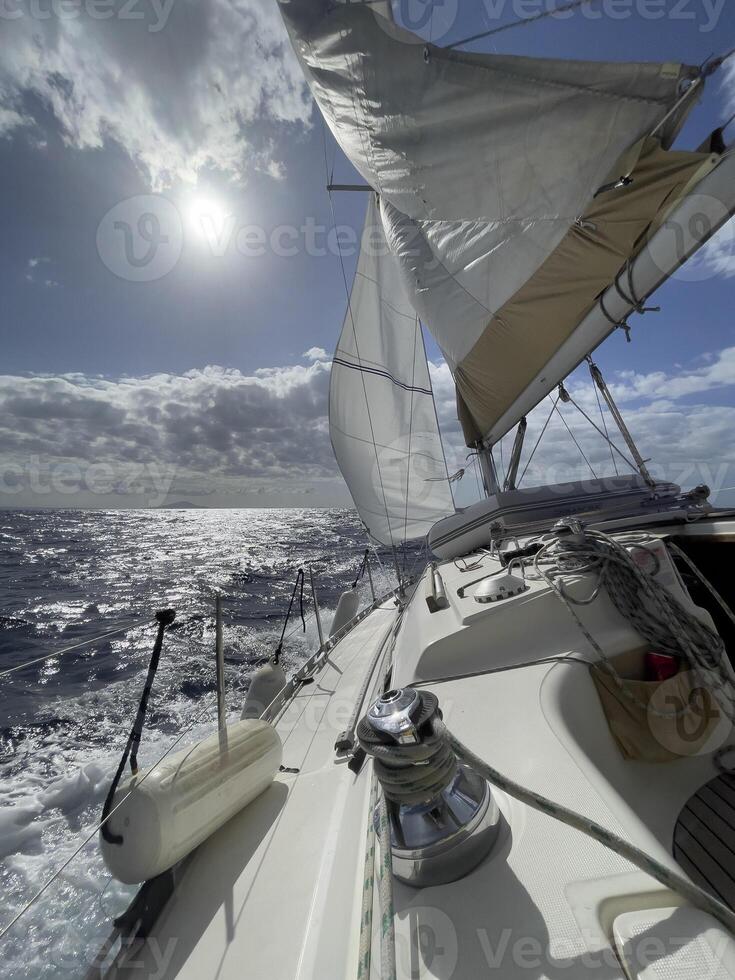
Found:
646,651 -> 680,682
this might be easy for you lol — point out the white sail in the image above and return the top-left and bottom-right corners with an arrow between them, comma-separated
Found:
329,198 -> 454,546
279,0 -> 714,443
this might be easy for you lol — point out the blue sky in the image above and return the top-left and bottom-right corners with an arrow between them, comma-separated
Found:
0,0 -> 734,509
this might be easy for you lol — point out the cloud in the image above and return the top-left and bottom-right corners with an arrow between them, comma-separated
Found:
697,222 -> 735,279
303,347 -> 329,362
610,347 -> 735,401
0,360 -> 340,506
492,348 -> 735,498
0,0 -> 312,188
24,256 -> 58,286
2,347 -> 734,509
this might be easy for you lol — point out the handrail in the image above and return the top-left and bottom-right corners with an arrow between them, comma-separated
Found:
260,584 -> 406,725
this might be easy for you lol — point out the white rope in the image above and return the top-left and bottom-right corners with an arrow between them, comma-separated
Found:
437,718 -> 735,934
532,528 -> 735,722
553,400 -> 597,480
566,392 -> 640,476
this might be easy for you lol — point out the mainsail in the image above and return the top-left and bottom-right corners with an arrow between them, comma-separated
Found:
279,0 -> 720,445
329,198 -> 454,546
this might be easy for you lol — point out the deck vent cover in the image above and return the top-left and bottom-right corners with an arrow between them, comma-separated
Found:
474,572 -> 526,603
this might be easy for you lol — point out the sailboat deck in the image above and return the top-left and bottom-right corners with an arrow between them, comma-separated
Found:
107,524 -> 735,979
108,599 -> 396,979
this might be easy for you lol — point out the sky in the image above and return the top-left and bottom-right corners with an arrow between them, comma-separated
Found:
0,0 -> 734,510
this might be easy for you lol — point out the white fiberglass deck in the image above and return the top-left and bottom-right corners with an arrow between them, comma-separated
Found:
108,528 -> 735,980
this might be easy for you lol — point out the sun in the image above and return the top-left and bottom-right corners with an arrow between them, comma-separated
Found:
185,194 -> 232,245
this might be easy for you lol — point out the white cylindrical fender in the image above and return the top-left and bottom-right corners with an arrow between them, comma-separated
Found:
100,720 -> 282,884
329,589 -> 360,637
241,661 -> 288,719
433,569 -> 449,610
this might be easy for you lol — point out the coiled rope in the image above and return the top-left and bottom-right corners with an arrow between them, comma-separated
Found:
532,528 -> 735,723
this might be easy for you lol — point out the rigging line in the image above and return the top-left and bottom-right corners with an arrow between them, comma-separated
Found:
517,397 -> 559,489
592,374 -> 619,477
445,0 -> 598,50
0,617 -> 152,679
0,693 -> 219,942
321,122 -> 397,551
419,320 -> 456,509
553,400 -> 598,480
499,433 -> 506,489
566,393 -> 640,476
472,455 -> 483,500
402,318 -> 419,567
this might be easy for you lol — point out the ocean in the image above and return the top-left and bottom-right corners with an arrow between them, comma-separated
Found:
0,508 -> 410,979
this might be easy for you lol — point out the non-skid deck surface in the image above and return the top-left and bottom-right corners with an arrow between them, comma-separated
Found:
674,773 -> 735,909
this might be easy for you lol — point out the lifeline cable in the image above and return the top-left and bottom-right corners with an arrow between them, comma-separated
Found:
0,616 -> 152,679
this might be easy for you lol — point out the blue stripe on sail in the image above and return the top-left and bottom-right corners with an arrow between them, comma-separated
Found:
332,357 -> 433,396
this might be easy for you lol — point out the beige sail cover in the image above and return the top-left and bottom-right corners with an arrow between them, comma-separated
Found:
453,139 -> 716,442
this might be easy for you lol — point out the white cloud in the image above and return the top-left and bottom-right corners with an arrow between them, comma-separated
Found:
610,347 -> 735,401
697,221 -> 735,279
24,256 -> 57,286
0,360 -> 340,506
0,0 -> 312,188
491,348 -> 735,497
303,347 -> 329,362
2,347 -> 734,509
